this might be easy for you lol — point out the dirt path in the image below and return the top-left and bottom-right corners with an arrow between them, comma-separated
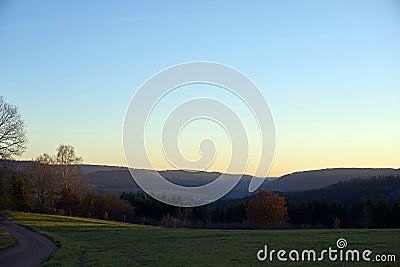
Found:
0,217 -> 57,267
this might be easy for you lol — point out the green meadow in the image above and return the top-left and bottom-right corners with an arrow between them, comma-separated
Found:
0,226 -> 15,250
3,212 -> 399,266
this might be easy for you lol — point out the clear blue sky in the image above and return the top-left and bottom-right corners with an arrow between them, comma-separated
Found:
1,1 -> 399,176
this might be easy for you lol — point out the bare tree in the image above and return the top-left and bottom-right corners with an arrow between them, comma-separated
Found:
56,144 -> 82,190
54,145 -> 83,216
0,97 -> 27,159
26,153 -> 59,209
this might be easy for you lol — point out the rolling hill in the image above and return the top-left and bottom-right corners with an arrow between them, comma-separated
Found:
3,160 -> 400,198
283,175 -> 400,203
262,168 -> 400,192
84,168 -> 277,199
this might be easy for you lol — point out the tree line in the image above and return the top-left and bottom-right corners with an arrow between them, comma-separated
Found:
1,153 -> 287,228
120,181 -> 400,229
287,197 -> 400,228
0,145 -> 134,221
2,155 -> 400,229
120,189 -> 287,228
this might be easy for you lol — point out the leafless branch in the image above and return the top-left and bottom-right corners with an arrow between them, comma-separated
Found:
0,96 -> 28,159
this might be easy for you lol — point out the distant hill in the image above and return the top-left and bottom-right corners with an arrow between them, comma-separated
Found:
84,168 -> 277,199
1,160 -> 276,198
262,168 -> 400,192
283,175 -> 400,203
3,160 -> 400,199
79,164 -> 126,174
0,160 -> 125,174
84,169 -> 136,193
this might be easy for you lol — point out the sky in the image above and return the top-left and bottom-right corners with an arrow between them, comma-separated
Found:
0,0 -> 399,177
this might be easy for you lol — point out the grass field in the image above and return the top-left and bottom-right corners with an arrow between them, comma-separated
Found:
5,212 -> 400,266
0,226 -> 15,251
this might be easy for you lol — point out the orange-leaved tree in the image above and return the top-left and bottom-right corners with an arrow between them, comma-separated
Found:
247,190 -> 288,228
